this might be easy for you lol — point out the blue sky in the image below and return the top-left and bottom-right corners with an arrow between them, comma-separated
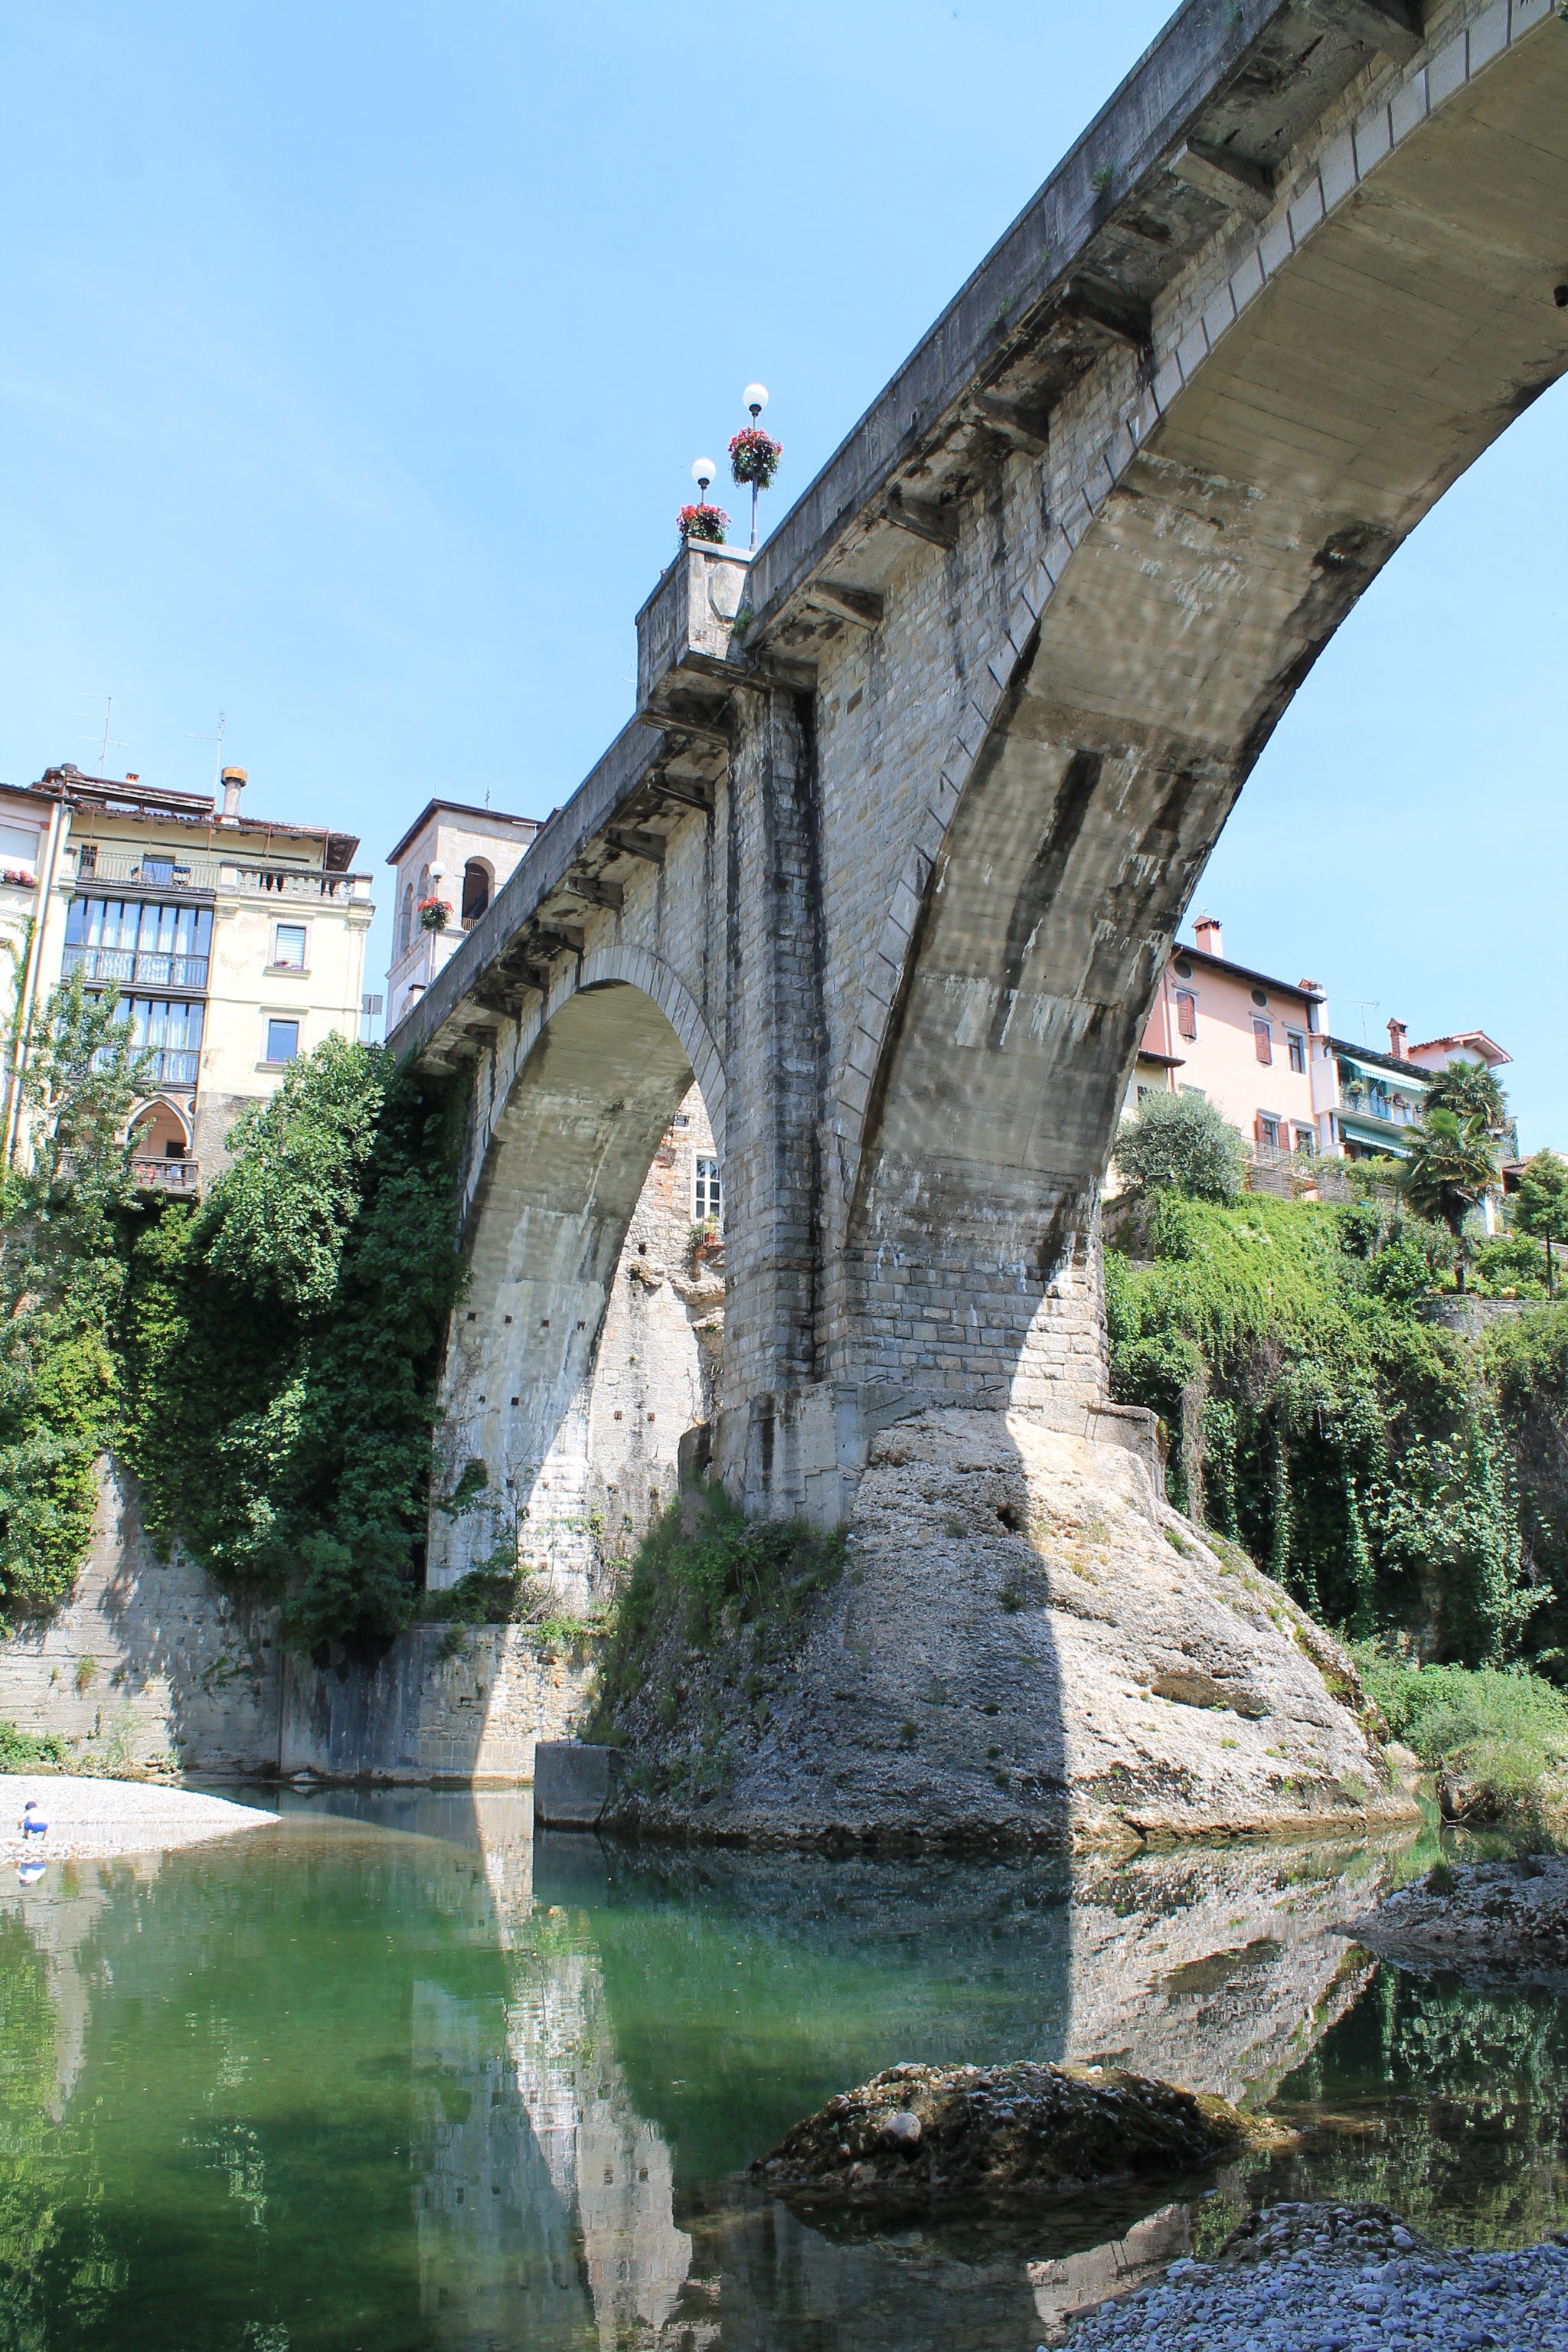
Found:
2,4 -> 1562,1145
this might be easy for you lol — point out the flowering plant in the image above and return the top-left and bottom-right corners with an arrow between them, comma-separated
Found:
416,893 -> 450,933
729,427 -> 781,488
1,868 -> 35,887
678,501 -> 730,544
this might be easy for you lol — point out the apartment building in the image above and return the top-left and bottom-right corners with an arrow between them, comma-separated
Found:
1132,917 -> 1334,1159
0,776 -> 75,1165
11,763 -> 374,1190
385,799 -> 541,1031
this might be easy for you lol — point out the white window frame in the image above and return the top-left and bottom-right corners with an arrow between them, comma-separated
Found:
272,920 -> 309,972
694,1155 -> 721,1225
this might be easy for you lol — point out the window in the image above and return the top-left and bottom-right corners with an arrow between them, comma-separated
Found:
0,822 -> 39,874
1250,986 -> 1268,1009
1253,1018 -> 1272,1065
1175,988 -> 1197,1040
1287,1030 -> 1306,1074
1257,1115 -> 1280,1150
462,860 -> 492,923
694,1156 -> 721,1224
397,886 -> 413,959
1173,957 -> 1194,979
273,923 -> 306,970
266,1018 -> 299,1064
1136,1084 -> 1153,1104
1294,1125 -> 1315,1155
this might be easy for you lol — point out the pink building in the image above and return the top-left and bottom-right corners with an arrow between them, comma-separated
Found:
1132,916 -> 1333,1161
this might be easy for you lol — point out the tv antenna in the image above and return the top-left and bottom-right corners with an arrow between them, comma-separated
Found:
1341,995 -> 1380,1047
75,692 -> 126,778
185,710 -> 227,793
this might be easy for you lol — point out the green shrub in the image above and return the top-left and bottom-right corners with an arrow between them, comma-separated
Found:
1354,1645 -> 1568,1824
1112,1091 -> 1250,1204
0,1722 -> 68,1769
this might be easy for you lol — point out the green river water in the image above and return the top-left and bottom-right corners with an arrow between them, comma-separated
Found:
2,1789 -> 1564,2351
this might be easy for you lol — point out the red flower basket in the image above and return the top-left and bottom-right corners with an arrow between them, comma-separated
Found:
678,502 -> 730,544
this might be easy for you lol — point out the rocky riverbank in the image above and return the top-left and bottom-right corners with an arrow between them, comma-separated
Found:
1348,1855 -> 1568,1986
599,1412 -> 1416,1851
1063,2200 -> 1568,2350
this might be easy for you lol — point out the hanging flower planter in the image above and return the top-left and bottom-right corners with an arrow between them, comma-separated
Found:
729,427 -> 782,489
679,502 -> 730,545
416,894 -> 450,933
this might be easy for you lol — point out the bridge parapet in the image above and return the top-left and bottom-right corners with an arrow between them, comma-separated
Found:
635,537 -> 753,716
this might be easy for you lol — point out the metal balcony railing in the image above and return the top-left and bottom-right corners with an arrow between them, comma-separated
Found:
64,944 -> 210,990
132,1158 -> 200,1195
93,1044 -> 201,1087
70,844 -> 372,901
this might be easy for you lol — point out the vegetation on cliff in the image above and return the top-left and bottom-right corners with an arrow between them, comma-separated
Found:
1106,1096 -> 1565,1674
117,1039 -> 465,1652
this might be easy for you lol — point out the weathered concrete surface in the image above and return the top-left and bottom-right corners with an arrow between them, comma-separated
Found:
278,1627 -> 595,1783
602,1418 -> 1414,1851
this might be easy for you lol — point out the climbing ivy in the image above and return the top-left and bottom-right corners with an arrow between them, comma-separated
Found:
1106,1187 -> 1550,1665
117,1038 -> 466,1653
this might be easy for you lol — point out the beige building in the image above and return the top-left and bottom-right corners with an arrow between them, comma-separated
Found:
386,799 -> 541,1031
0,776 -> 76,1168
8,763 -> 374,1189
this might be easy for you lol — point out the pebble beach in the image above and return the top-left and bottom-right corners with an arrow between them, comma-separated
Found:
1064,2202 -> 1568,2351
2,1773 -> 278,1863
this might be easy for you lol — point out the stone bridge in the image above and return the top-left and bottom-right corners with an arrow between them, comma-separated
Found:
397,0 -> 1568,1582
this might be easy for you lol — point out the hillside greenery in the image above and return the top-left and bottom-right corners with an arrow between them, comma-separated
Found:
1106,1103 -> 1566,1671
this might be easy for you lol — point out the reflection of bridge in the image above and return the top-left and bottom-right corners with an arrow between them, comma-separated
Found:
400,0 -> 1568,1554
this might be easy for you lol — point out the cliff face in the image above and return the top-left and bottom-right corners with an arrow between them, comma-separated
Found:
602,1411 -> 1417,1851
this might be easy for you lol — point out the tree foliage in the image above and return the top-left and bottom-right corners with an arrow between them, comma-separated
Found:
1112,1089 -> 1250,1204
0,969 -> 150,1622
118,1038 -> 466,1653
1515,1151 -> 1568,1255
1106,1187 -> 1550,1665
1397,1106 -> 1499,1282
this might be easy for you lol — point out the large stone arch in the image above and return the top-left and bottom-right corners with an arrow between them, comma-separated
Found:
834,5 -> 1568,1415
430,974 -> 727,1589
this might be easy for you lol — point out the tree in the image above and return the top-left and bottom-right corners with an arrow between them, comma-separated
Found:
1514,1149 -> 1568,1299
1424,1059 -> 1508,1132
1112,1089 -> 1250,1204
0,970 -> 151,1618
1398,1106 -> 1498,1291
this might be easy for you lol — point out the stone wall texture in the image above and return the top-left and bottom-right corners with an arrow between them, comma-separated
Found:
0,1465 -> 592,1782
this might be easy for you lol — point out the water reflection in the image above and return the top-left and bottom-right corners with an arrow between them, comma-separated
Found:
0,1797 -> 1563,2351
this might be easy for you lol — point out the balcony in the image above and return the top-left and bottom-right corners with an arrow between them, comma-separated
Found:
133,1157 -> 200,1196
93,1044 -> 201,1089
64,944 -> 210,990
70,844 -> 372,902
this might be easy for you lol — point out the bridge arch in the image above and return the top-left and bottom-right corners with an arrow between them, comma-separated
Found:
431,968 -> 727,1592
833,6 -> 1568,1416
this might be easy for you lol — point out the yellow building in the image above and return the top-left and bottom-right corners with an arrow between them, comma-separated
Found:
10,763 -> 374,1191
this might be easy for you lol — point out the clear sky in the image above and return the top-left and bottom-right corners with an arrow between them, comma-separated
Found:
2,4 -> 1562,1145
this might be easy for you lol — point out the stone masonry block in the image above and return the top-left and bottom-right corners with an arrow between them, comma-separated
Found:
1319,131 -> 1357,214
1428,29 -> 1468,104
1288,177 -> 1324,245
1513,0 -> 1553,34
1354,106 -> 1391,177
1176,321 -> 1208,383
1390,70 -> 1427,144
1259,217 -> 1293,279
1469,0 -> 1508,67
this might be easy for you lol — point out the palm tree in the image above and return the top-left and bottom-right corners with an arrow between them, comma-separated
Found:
1399,1106 -> 1498,1290
1423,1060 -> 1508,1132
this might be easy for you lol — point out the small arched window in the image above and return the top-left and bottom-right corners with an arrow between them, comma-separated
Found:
397,885 -> 413,958
462,859 -> 492,923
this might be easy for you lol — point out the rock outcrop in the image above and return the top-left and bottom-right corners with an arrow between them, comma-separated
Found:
602,1410 -> 1417,1851
1348,1855 -> 1568,1987
751,2060 -> 1267,2206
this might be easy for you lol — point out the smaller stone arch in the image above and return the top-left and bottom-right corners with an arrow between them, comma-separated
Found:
577,946 -> 727,1161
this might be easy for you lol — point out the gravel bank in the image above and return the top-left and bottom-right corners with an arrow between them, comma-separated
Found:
2,1774 -> 278,1861
1065,2201 -> 1568,2350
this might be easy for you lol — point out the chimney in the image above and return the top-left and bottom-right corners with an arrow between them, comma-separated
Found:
1193,914 -> 1223,960
1387,1018 -> 1406,1061
220,766 -> 247,823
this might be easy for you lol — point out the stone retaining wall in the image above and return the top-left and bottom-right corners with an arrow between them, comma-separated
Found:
0,1465 -> 593,1782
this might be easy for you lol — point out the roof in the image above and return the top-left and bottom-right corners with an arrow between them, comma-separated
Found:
1136,1049 -> 1185,1069
1168,938 -> 1326,1006
33,769 -> 361,871
1407,1030 -> 1511,1067
386,798 -> 541,870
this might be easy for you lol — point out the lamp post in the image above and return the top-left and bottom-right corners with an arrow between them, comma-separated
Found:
742,383 -> 768,546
